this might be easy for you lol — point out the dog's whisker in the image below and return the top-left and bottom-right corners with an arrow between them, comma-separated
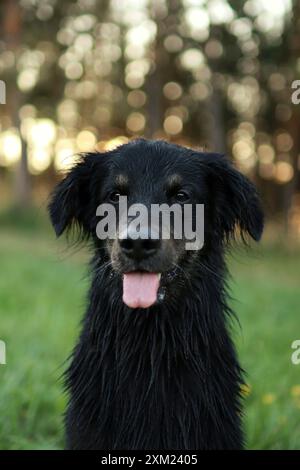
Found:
198,260 -> 223,282
172,262 -> 190,283
94,260 -> 113,276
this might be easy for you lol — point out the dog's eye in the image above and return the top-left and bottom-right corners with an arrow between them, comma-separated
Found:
174,191 -> 190,203
109,191 -> 122,203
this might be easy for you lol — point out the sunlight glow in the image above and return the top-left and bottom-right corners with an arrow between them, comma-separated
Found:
0,130 -> 22,167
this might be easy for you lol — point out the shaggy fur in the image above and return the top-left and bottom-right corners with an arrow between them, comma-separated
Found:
49,139 -> 263,450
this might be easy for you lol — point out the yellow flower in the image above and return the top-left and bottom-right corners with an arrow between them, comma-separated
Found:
291,385 -> 300,397
262,393 -> 276,405
240,383 -> 251,397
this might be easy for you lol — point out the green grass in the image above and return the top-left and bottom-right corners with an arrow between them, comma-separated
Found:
230,246 -> 300,449
0,229 -> 88,449
0,228 -> 299,449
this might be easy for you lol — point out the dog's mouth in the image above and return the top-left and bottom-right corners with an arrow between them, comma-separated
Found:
122,272 -> 161,309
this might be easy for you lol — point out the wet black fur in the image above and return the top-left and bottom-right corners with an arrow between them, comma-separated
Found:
49,139 -> 264,450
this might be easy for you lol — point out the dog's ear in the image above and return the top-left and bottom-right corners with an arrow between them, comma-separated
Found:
205,154 -> 264,242
48,153 -> 98,237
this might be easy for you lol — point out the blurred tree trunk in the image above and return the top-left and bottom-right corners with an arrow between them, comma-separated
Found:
145,3 -> 164,138
145,0 -> 184,139
282,0 -> 300,233
209,81 -> 226,153
3,0 -> 31,208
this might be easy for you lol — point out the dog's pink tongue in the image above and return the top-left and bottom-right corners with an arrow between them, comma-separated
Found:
123,272 -> 160,309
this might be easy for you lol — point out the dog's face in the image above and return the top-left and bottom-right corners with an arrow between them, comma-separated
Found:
49,139 -> 263,309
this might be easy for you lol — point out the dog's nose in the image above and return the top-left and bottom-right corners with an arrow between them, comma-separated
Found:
120,237 -> 160,260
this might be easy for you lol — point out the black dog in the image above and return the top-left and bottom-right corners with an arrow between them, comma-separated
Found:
49,139 -> 263,450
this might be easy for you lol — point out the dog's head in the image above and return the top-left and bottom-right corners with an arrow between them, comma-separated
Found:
49,139 -> 263,309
